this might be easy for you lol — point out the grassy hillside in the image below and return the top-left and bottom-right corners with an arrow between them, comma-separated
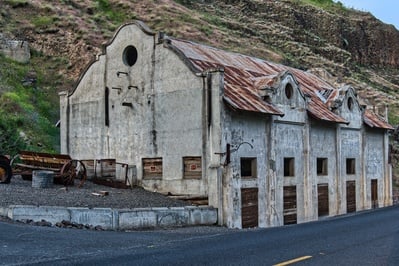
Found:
0,0 -> 399,156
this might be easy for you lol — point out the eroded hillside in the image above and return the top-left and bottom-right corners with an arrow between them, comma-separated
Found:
1,0 -> 399,154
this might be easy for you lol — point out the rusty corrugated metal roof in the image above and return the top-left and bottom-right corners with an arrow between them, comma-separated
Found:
167,38 -> 391,128
363,109 -> 394,130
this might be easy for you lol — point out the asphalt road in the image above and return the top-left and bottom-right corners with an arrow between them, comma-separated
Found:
1,206 -> 399,265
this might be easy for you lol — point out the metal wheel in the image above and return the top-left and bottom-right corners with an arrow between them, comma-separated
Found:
60,160 -> 87,187
0,158 -> 12,184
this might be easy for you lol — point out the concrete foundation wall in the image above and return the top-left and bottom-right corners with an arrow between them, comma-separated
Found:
5,205 -> 217,230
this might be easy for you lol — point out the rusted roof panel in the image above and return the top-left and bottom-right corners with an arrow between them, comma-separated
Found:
168,38 -> 389,127
363,109 -> 394,130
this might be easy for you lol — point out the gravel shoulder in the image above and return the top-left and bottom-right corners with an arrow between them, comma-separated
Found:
0,175 -> 187,209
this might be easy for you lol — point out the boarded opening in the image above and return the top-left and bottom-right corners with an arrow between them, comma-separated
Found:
371,179 -> 378,209
346,181 -> 356,213
183,157 -> 202,179
318,183 -> 329,217
283,186 -> 297,225
241,188 -> 258,228
143,158 -> 163,179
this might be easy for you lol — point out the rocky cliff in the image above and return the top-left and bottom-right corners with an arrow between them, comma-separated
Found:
1,0 -> 399,144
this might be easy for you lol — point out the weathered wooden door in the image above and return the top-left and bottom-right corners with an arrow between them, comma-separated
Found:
318,183 -> 329,217
371,179 -> 378,209
241,188 -> 258,228
346,181 -> 356,213
283,186 -> 297,225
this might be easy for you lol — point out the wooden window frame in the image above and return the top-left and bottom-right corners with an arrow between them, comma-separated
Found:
142,158 -> 163,180
240,157 -> 257,179
183,156 -> 202,179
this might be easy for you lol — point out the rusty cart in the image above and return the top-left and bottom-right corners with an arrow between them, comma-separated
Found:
12,151 -> 87,187
0,155 -> 12,184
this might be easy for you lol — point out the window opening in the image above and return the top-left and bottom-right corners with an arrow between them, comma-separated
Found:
284,157 -> 295,177
347,97 -> 354,111
240,158 -> 257,179
346,158 -> 356,175
105,87 -> 109,126
285,83 -> 293,99
317,158 -> 328,175
123,45 -> 138,67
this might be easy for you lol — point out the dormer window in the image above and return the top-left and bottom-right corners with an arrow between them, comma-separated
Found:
285,83 -> 293,99
347,97 -> 354,111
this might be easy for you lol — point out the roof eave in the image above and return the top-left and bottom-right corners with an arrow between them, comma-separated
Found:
223,97 -> 284,117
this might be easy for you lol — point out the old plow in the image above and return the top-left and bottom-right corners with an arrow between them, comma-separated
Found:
12,151 -> 87,187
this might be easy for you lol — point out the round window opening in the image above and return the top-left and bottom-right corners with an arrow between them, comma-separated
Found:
347,97 -> 354,111
122,45 -> 138,67
285,83 -> 293,99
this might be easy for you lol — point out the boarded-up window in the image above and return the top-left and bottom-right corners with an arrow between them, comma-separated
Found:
183,157 -> 202,179
240,158 -> 257,179
96,159 -> 116,179
318,183 -> 329,217
283,186 -> 297,225
346,181 -> 356,213
317,158 -> 328,176
142,158 -> 162,179
346,158 -> 356,174
241,188 -> 259,228
284,157 -> 295,177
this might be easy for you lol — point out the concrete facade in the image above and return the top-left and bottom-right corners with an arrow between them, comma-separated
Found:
60,21 -> 393,229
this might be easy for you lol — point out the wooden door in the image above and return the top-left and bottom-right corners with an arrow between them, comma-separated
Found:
371,179 -> 378,209
346,181 -> 356,213
283,186 -> 297,225
318,183 -> 329,217
241,188 -> 258,228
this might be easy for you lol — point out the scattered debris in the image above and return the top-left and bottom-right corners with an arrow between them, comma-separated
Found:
91,190 -> 109,197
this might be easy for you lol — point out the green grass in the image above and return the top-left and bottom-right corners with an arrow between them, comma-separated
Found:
32,16 -> 54,28
0,54 -> 59,155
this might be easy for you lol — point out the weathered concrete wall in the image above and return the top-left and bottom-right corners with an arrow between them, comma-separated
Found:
140,43 -> 205,194
60,55 -> 107,158
62,23 -> 206,196
364,128 -> 391,208
0,33 -> 30,63
222,111 -> 270,228
5,205 -> 217,230
310,122 -> 337,217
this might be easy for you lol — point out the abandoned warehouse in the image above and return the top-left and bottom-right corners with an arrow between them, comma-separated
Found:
59,21 -> 393,229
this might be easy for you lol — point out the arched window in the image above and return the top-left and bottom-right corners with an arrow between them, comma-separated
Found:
285,83 -> 293,99
347,97 -> 354,111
